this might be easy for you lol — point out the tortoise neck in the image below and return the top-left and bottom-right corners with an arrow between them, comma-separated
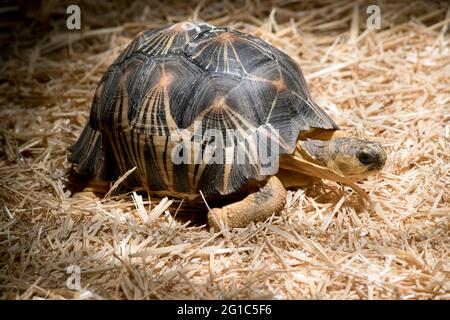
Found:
298,139 -> 333,165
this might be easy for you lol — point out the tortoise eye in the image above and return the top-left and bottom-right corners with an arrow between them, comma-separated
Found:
358,152 -> 373,165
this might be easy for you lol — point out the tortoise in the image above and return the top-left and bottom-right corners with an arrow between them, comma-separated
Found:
68,21 -> 386,231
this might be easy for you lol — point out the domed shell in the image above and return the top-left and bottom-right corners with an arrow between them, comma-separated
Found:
68,22 -> 339,197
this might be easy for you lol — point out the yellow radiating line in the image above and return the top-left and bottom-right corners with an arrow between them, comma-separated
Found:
137,88 -> 154,132
154,136 -> 170,188
109,132 -> 126,175
193,153 -> 208,188
223,42 -> 229,73
149,34 -> 170,55
245,74 -> 272,83
260,123 -> 291,152
162,86 -> 177,187
222,106 -> 258,166
140,31 -> 162,47
192,106 -> 225,189
221,105 -> 251,139
229,42 -> 248,74
191,114 -> 208,188
153,90 -> 161,134
224,104 -> 257,133
163,76 -> 178,132
141,33 -> 165,52
191,38 -> 216,59
162,34 -> 176,54
205,42 -> 220,70
265,94 -> 278,124
114,84 -> 136,177
240,38 -> 273,58
134,130 -> 148,188
222,107 -> 248,139
229,105 -> 278,166
146,91 -> 167,186
123,95 -> 146,183
130,88 -> 156,184
276,64 -> 283,81
291,90 -> 328,123
191,110 -> 217,188
215,43 -> 223,72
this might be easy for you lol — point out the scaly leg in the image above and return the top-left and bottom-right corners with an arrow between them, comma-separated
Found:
208,176 -> 286,231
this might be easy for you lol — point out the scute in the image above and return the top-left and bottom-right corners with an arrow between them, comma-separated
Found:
119,22 -> 213,60
127,55 -> 205,134
185,28 -> 275,77
69,21 -> 340,197
178,73 -> 243,129
272,49 -> 311,99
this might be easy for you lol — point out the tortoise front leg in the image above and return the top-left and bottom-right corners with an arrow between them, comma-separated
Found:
208,176 -> 287,231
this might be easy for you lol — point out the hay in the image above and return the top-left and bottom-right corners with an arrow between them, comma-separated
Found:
0,0 -> 449,300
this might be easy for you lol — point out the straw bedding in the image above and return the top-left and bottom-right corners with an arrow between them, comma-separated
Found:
0,0 -> 449,299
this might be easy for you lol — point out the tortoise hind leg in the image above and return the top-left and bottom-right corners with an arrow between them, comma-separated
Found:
208,176 -> 287,231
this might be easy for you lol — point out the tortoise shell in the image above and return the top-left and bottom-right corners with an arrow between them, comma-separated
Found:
68,21 -> 338,197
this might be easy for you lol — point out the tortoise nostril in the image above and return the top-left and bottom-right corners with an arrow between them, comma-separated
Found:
358,152 -> 373,165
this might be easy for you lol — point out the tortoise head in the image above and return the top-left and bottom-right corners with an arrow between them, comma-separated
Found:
301,137 -> 387,181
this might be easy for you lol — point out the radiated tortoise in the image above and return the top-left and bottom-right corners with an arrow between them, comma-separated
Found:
68,21 -> 387,231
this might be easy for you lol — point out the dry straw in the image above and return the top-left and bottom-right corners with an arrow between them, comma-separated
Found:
0,0 -> 449,299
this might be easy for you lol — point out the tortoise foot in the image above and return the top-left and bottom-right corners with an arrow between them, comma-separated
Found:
207,176 -> 287,232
